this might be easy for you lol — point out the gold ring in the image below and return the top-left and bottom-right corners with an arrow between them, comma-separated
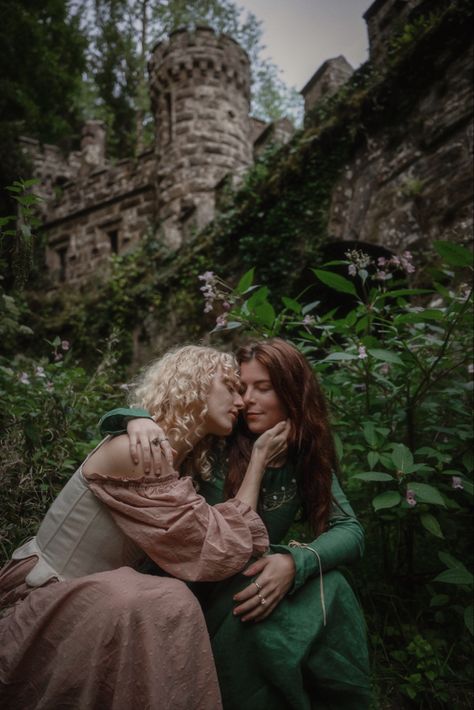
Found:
253,580 -> 262,592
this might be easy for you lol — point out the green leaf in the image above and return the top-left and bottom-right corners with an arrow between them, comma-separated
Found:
333,433 -> 343,461
354,472 -> 395,482
438,552 -> 466,570
321,352 -> 358,362
312,269 -> 357,296
247,286 -> 269,308
302,301 -> 320,315
372,490 -> 401,511
392,443 -> 414,472
236,268 -> 255,294
212,320 -> 242,332
429,594 -> 449,607
434,568 -> 473,585
462,450 -> 473,472
281,296 -> 301,314
367,349 -> 404,365
434,241 -> 473,267
368,451 -> 379,469
410,483 -> 446,507
464,605 -> 474,635
254,302 -> 276,328
420,513 -> 444,539
363,421 -> 377,447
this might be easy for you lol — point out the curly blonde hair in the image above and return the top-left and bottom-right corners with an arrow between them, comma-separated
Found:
128,345 -> 238,480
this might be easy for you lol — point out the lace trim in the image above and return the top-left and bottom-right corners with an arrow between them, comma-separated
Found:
288,540 -> 327,626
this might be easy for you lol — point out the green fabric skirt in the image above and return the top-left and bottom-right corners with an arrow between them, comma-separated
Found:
203,569 -> 371,710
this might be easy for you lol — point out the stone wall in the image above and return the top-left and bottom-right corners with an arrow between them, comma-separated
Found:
149,27 -> 252,248
301,56 -> 354,116
328,45 -> 473,253
44,151 -> 155,285
363,0 -> 426,63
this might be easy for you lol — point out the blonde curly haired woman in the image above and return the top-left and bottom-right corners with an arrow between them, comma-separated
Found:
0,345 -> 287,710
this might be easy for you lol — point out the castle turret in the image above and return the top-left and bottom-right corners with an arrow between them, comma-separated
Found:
149,27 -> 252,247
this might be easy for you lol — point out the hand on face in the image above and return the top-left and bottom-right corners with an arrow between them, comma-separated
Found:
252,420 -> 290,467
232,553 -> 296,622
240,359 -> 288,434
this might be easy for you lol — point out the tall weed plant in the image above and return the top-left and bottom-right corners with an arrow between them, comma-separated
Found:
201,241 -> 473,708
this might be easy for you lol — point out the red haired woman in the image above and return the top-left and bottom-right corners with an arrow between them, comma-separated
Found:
100,339 -> 371,709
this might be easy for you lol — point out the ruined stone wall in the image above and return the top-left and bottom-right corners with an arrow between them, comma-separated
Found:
149,27 -> 252,248
45,150 -> 155,285
301,56 -> 354,116
328,45 -> 473,253
364,0 -> 426,62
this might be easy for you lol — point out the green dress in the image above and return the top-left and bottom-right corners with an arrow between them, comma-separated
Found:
100,409 -> 372,709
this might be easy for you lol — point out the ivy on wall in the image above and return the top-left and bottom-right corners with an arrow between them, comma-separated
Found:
21,0 -> 472,369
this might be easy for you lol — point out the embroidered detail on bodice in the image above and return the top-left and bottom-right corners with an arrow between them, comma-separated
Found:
261,476 -> 298,511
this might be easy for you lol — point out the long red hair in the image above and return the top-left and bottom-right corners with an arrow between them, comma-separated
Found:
224,338 -> 337,536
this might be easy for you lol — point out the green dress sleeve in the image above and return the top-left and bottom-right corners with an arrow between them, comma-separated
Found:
99,407 -> 152,436
270,474 -> 365,593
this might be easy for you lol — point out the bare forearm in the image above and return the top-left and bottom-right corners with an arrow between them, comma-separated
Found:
234,450 -> 267,509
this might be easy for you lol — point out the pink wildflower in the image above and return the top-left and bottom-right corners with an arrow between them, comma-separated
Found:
303,315 -> 315,327
406,489 -> 417,507
451,476 -> 464,490
348,264 -> 357,277
215,314 -> 228,328
198,271 -> 215,282
19,372 -> 30,385
35,366 -> 46,378
358,345 -> 368,360
61,340 -> 70,351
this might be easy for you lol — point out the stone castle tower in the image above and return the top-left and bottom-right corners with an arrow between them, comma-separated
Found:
21,0 -> 469,287
20,27 -> 265,285
149,28 -> 253,247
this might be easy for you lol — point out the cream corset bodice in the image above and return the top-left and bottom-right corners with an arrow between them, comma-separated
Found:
12,442 -> 144,587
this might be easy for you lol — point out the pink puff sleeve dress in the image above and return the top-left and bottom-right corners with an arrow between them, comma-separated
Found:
0,441 -> 268,710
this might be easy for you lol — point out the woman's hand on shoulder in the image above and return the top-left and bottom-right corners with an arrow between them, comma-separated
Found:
82,434 -> 158,481
252,420 -> 290,467
126,418 -> 174,474
232,553 -> 296,622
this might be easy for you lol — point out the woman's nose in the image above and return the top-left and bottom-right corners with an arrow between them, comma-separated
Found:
242,388 -> 253,406
235,393 -> 244,409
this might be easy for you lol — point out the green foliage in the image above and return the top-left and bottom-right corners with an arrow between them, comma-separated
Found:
203,241 -> 473,706
0,333 -> 123,559
0,0 -> 88,207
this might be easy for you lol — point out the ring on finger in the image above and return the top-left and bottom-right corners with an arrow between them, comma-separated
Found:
253,580 -> 262,592
257,593 -> 267,606
151,437 -> 168,446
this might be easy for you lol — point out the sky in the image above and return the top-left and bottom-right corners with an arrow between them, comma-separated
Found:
237,0 -> 372,91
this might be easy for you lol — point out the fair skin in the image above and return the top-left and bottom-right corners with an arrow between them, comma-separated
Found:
232,359 -> 296,622
124,358 -> 297,622
87,368 -> 289,512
